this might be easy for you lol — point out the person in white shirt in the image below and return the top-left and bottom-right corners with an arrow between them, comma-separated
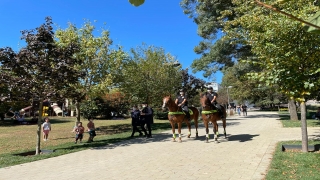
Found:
42,117 -> 51,141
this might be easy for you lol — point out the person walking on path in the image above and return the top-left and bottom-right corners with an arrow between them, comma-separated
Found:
241,104 -> 247,116
87,117 -> 96,143
42,117 -> 51,141
236,105 -> 241,116
140,102 -> 153,138
74,122 -> 85,144
130,106 -> 146,137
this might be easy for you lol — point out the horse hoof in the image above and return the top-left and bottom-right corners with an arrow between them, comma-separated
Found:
172,139 -> 176,142
214,140 -> 219,144
187,135 -> 191,138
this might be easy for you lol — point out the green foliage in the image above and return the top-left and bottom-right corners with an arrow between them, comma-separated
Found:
119,44 -> 182,106
0,17 -> 86,154
0,17 -> 84,102
129,0 -> 145,7
229,0 -> 320,102
181,0 -> 254,78
55,21 -> 128,100
80,100 -> 99,119
305,11 -> 320,34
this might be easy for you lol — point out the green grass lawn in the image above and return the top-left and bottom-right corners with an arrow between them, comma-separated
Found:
278,112 -> 320,127
264,112 -> 320,179
266,140 -> 320,180
0,116 -> 174,168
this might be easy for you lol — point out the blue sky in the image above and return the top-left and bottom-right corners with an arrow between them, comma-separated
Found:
0,0 -> 222,83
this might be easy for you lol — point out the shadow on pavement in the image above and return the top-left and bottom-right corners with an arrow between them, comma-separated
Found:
92,132 -> 174,150
227,134 -> 260,142
244,114 -> 279,119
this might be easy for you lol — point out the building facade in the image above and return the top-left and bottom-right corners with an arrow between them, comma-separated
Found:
205,82 -> 220,92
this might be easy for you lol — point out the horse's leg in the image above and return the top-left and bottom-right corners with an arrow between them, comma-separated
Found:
186,119 -> 191,138
171,121 -> 176,142
195,112 -> 199,138
215,121 -> 219,137
223,117 -> 227,138
212,120 -> 219,143
204,119 -> 209,143
178,122 -> 182,142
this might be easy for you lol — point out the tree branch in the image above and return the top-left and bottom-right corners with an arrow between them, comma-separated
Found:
254,0 -> 320,30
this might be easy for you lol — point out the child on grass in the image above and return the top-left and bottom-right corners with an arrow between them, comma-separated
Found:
87,117 -> 96,143
74,122 -> 85,144
42,117 -> 51,141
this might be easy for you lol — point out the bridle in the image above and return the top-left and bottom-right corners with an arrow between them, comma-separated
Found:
162,96 -> 171,109
200,94 -> 213,111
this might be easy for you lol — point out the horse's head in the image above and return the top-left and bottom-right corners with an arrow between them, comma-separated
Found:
162,95 -> 172,110
200,92 -> 212,110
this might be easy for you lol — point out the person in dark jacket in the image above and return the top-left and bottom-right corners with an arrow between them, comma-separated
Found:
175,89 -> 190,121
206,87 -> 224,118
140,102 -> 153,138
130,106 -> 147,137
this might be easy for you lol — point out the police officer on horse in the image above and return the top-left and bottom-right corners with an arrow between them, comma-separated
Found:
206,87 -> 224,118
175,89 -> 190,121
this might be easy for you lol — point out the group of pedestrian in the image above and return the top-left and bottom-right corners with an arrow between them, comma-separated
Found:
73,117 -> 96,144
130,102 -> 153,138
41,116 -> 96,144
236,104 -> 247,116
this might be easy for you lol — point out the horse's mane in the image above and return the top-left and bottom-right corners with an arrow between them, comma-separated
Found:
200,92 -> 211,105
200,92 -> 208,98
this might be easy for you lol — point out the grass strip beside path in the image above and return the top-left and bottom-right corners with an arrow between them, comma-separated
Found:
278,112 -> 320,127
266,140 -> 320,180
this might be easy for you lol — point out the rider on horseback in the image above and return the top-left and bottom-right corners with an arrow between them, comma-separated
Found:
175,89 -> 190,121
206,87 -> 224,119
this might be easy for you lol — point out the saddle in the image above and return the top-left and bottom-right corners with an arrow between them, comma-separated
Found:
168,107 -> 193,115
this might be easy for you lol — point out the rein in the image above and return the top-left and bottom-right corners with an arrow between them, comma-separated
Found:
163,97 -> 191,115
200,94 -> 218,115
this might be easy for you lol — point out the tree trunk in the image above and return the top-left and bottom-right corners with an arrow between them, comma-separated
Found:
36,98 -> 44,155
288,99 -> 298,121
300,101 -> 308,152
75,100 -> 80,125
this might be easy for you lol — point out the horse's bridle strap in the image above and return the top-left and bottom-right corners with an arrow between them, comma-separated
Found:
202,110 -> 218,114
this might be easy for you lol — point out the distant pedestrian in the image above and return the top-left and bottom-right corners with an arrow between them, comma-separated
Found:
236,105 -> 241,116
314,107 -> 320,120
241,104 -> 247,116
42,117 -> 51,141
87,117 -> 96,142
74,122 -> 85,144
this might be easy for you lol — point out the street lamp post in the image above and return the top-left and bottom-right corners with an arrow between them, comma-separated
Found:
227,86 -> 233,110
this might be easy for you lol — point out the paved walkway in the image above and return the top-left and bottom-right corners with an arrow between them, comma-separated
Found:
0,111 -> 320,180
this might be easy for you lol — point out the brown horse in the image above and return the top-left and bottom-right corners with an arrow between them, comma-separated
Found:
200,92 -> 227,143
162,95 -> 199,142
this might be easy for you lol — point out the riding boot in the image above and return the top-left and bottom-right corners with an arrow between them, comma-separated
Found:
186,111 -> 191,121
219,109 -> 224,118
